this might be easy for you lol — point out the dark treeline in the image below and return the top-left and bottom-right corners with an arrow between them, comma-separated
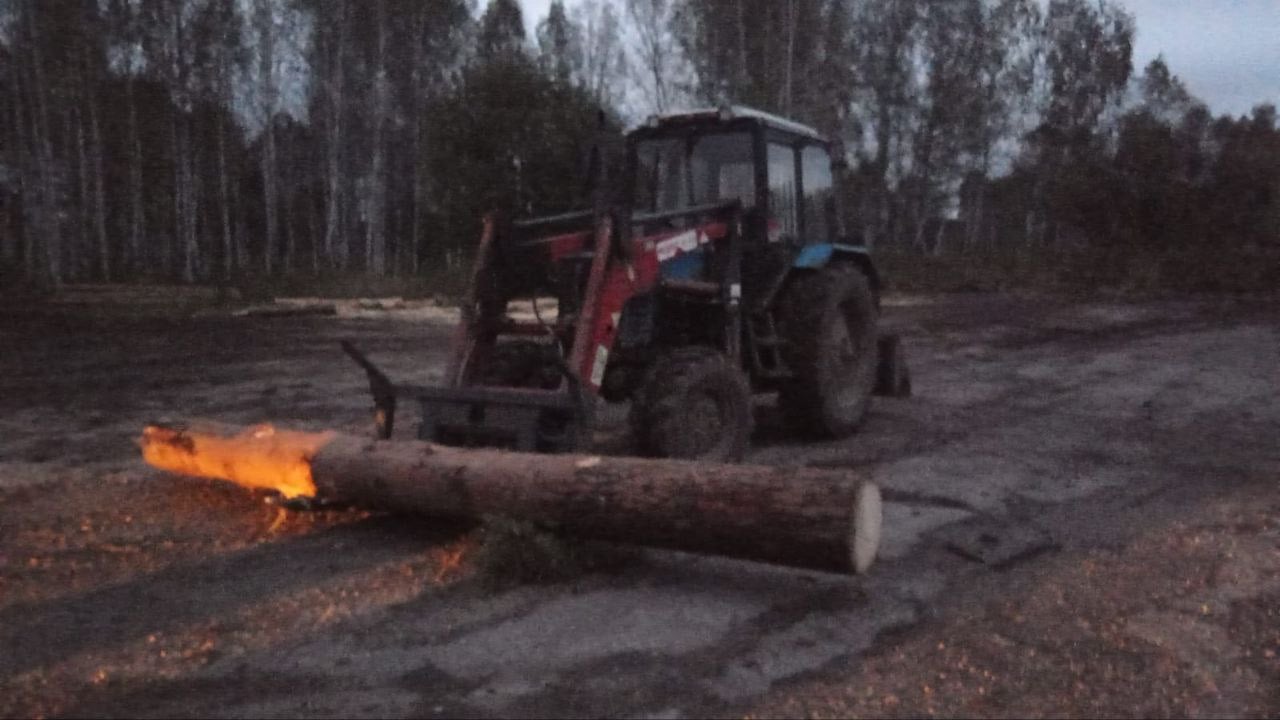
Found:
0,0 -> 608,291
1,0 -> 1277,293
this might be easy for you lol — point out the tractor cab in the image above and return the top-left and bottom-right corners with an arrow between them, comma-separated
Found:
627,105 -> 840,248
620,107 -> 877,315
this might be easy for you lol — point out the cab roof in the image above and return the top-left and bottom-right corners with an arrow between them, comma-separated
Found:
630,105 -> 827,143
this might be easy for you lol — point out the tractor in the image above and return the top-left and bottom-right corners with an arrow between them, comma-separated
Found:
344,105 -> 910,462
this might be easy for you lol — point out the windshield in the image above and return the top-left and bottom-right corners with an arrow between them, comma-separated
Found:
633,132 -> 755,213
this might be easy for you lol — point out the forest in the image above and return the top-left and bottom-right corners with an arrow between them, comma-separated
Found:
1,0 -> 1277,294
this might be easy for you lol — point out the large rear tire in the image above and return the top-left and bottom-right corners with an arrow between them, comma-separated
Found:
778,266 -> 878,438
629,346 -> 752,462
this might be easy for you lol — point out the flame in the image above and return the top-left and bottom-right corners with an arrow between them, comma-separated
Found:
140,424 -> 336,499
431,535 -> 478,584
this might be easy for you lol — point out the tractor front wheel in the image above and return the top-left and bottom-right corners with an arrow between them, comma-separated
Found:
778,265 -> 879,438
629,346 -> 752,462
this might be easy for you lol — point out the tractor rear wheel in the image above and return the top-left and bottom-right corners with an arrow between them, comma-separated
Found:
630,346 -> 752,462
778,265 -> 878,438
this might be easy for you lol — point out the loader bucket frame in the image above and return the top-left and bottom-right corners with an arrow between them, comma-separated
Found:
343,211 -> 612,452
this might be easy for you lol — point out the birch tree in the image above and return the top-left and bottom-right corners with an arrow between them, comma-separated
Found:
253,0 -> 279,275
625,0 -> 690,114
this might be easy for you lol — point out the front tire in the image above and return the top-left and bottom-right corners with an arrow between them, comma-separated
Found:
778,266 -> 879,438
629,346 -> 752,462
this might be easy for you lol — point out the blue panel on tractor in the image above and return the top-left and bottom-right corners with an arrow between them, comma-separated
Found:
792,244 -> 835,268
792,243 -> 871,269
660,250 -> 706,279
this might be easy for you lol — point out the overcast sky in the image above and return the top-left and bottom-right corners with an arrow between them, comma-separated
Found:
1123,0 -> 1278,117
518,0 -> 1278,118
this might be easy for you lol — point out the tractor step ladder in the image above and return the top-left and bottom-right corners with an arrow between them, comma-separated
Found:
747,311 -> 791,380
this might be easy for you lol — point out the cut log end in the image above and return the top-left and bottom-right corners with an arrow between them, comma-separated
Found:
850,481 -> 883,574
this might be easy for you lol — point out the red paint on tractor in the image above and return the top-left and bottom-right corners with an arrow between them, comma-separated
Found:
543,230 -> 591,261
572,220 -> 731,390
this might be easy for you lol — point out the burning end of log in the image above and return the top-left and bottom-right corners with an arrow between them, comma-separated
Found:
140,424 -> 337,499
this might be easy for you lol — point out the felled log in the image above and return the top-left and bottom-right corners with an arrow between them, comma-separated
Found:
140,424 -> 882,574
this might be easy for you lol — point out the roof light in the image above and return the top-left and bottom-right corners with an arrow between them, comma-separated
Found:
646,114 -> 660,128
717,105 -> 735,122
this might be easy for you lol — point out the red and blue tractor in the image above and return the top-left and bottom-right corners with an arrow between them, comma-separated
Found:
345,106 -> 911,462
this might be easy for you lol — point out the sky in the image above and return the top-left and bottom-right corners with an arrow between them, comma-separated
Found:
1122,0 -> 1278,118
517,0 -> 1278,118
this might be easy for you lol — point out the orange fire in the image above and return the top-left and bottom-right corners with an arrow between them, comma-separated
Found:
431,535 -> 479,584
140,424 -> 336,499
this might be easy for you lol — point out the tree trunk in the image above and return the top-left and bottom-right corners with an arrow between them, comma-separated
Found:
24,0 -> 62,287
3,72 -> 22,266
911,114 -> 939,254
233,158 -> 250,271
967,174 -> 986,255
871,99 -> 893,249
11,54 -> 36,276
366,0 -> 389,276
410,143 -> 422,276
188,138 -> 202,281
735,0 -> 748,100
218,118 -> 234,281
165,0 -> 193,283
261,115 -> 278,276
309,198 -> 319,275
323,1 -> 348,272
408,3 -> 429,277
170,110 -> 185,282
283,187 -> 296,275
76,109 -> 91,281
258,0 -> 279,276
88,76 -> 109,282
783,0 -> 797,114
139,425 -> 883,574
127,77 -> 145,278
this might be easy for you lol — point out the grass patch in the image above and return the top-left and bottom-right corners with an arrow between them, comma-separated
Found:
472,515 -> 638,590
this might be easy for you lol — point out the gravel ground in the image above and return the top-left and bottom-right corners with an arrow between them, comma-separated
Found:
752,484 -> 1280,718
1,291 -> 1276,718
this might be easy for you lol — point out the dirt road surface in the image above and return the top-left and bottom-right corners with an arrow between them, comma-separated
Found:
1,293 -> 1276,718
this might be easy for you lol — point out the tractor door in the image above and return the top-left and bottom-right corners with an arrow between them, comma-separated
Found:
763,136 -> 838,248
799,144 -> 838,245
765,139 -> 801,248
747,134 -> 816,301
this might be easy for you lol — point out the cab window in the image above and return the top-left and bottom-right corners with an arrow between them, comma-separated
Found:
767,143 -> 798,241
801,145 -> 835,244
634,132 -> 755,213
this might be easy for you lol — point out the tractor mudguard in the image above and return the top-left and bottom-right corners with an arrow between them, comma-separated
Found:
791,243 -> 882,299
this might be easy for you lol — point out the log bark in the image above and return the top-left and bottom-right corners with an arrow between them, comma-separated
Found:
141,425 -> 882,574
